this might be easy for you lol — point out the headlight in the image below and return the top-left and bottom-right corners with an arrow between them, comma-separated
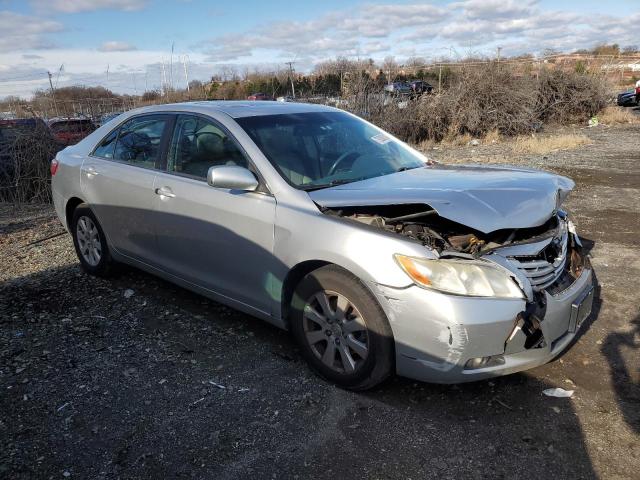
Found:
394,254 -> 524,299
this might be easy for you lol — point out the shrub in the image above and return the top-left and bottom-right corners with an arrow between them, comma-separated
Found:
534,69 -> 608,124
0,124 -> 61,203
360,63 -> 610,143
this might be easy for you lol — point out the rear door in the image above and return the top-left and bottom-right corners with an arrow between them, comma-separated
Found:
81,113 -> 173,263
151,114 -> 277,313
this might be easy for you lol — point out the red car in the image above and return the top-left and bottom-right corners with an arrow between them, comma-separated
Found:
247,93 -> 272,101
48,118 -> 96,145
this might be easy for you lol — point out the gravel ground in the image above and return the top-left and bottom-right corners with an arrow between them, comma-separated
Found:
1,121 -> 639,479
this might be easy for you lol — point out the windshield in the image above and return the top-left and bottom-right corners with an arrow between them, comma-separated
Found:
235,111 -> 426,190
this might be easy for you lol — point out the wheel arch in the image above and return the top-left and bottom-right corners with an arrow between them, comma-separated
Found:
279,259 -> 390,332
281,260 -> 331,327
65,196 -> 85,230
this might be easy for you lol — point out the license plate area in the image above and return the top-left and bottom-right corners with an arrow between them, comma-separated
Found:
568,285 -> 594,333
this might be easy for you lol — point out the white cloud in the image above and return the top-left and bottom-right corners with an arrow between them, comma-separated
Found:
1,1 -> 639,98
452,0 -> 538,20
0,11 -> 63,52
200,3 -> 450,62
98,41 -> 137,52
30,0 -> 147,13
197,1 -> 637,63
0,48 -> 213,98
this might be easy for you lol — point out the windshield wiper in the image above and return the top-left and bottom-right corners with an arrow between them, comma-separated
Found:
300,178 -> 359,191
395,165 -> 423,173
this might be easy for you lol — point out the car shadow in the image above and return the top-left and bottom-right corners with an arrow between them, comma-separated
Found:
1,254 -> 599,479
601,312 -> 640,435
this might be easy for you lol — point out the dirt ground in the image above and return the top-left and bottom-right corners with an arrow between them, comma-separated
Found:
1,118 -> 639,479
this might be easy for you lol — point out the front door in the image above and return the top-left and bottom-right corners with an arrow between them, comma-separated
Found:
152,114 -> 277,314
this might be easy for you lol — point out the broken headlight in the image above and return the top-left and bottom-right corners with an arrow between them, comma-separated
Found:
394,255 -> 524,299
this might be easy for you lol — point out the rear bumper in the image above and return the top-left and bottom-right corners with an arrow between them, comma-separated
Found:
372,267 -> 594,384
52,189 -> 68,231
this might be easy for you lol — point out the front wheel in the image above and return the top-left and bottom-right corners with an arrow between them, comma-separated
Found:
290,265 -> 395,390
71,204 -> 115,277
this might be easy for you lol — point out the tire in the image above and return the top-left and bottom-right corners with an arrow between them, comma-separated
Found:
290,265 -> 395,390
70,203 -> 115,277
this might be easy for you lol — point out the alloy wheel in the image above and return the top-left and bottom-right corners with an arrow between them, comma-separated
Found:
302,290 -> 369,374
76,216 -> 102,267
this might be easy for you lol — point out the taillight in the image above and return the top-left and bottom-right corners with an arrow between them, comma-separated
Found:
50,158 -> 59,176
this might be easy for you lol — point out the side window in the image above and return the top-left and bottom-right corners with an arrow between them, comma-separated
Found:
167,115 -> 248,179
113,115 -> 168,169
92,130 -> 118,158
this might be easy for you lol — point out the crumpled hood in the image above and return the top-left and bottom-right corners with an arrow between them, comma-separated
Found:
308,164 -> 574,233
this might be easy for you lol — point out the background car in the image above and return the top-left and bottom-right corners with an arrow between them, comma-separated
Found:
383,82 -> 411,95
616,90 -> 638,107
409,80 -> 434,94
48,118 -> 96,145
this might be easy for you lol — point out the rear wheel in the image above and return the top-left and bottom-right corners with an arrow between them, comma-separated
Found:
71,204 -> 115,277
290,265 -> 394,390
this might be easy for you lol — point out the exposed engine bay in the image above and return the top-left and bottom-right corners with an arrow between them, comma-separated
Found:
323,203 -> 591,353
322,203 -> 570,257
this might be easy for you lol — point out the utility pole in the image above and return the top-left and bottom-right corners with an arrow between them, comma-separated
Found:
497,46 -> 502,63
161,61 -> 167,96
47,71 -> 59,117
286,61 -> 296,98
182,54 -> 190,97
169,42 -> 174,91
132,72 -> 138,103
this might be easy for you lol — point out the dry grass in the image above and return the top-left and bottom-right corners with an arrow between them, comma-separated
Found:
441,132 -> 473,146
597,106 -> 640,125
510,134 -> 591,155
483,129 -> 502,144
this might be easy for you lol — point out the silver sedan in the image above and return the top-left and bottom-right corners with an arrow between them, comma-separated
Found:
51,101 -> 594,390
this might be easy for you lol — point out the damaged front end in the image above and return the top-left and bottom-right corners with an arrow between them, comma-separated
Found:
321,202 -> 591,364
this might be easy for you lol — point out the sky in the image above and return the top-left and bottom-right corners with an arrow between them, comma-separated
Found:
0,0 -> 639,98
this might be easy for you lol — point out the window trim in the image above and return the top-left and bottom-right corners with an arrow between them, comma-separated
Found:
89,113 -> 176,172
89,128 -> 118,160
162,112 -> 271,194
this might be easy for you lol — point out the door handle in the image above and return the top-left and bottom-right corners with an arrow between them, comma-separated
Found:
155,186 -> 176,198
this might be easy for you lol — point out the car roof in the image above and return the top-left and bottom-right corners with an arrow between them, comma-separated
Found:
122,100 -> 341,119
48,117 -> 93,124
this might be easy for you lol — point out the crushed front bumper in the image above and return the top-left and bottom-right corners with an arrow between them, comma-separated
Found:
372,264 -> 593,384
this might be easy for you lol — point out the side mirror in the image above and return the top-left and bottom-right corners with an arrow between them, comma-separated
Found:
207,165 -> 259,191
